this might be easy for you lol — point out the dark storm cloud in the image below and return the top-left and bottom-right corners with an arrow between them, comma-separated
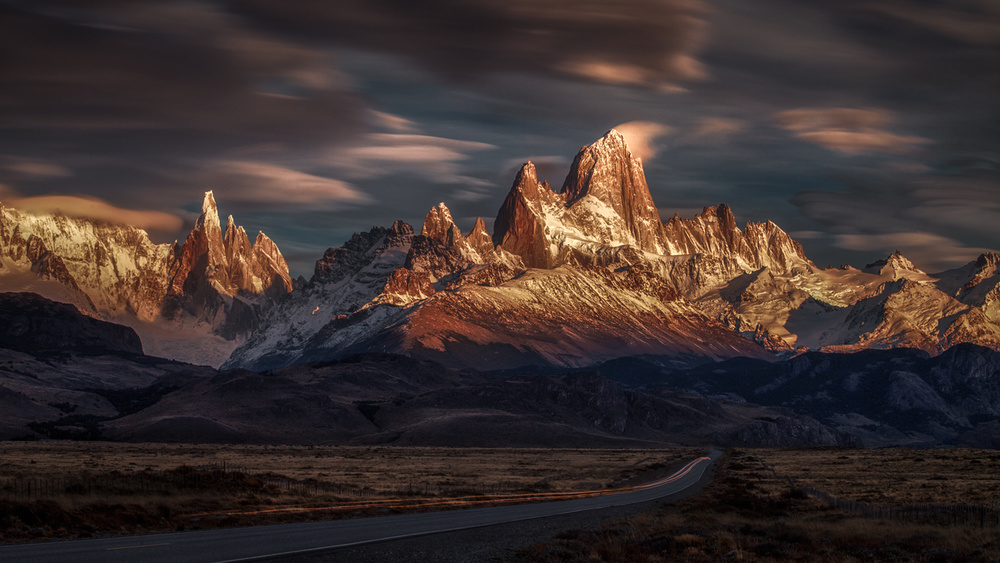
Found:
228,0 -> 709,88
0,0 -> 369,224
0,1 -> 364,140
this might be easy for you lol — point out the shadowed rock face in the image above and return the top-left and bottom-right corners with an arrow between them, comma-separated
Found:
596,344 -> 1000,447
0,292 -> 142,355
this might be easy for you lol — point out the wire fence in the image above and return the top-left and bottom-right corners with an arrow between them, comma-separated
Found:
751,454 -> 1000,528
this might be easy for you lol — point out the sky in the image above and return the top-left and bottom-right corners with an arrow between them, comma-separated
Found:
1,0 -> 997,277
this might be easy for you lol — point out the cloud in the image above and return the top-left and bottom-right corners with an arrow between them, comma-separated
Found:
692,117 -> 746,138
368,111 -> 419,134
0,2 -> 366,144
230,0 -> 709,89
205,161 -> 372,208
775,107 -> 928,154
330,134 -> 497,184
1,157 -> 72,179
3,194 -> 184,232
775,108 -> 892,132
902,175 -> 1000,235
795,130 -> 928,155
613,121 -> 673,162
866,1 -> 1000,45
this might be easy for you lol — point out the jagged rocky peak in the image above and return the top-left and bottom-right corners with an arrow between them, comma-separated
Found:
975,252 -> 1000,270
313,221 -> 415,283
493,161 -> 557,267
493,131 -> 669,268
560,129 -> 666,254
863,250 -> 924,279
662,204 -> 811,275
510,161 -> 555,202
421,202 -> 464,246
169,191 -> 291,299
467,216 -> 493,257
223,215 -> 252,266
200,190 -> 227,268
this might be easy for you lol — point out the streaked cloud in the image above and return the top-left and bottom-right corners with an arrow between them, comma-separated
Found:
3,194 -> 184,232
613,121 -> 673,162
232,0 -> 709,89
331,134 -> 497,184
368,111 -> 419,134
691,117 -> 746,139
867,1 -> 1000,45
1,157 -> 73,179
205,162 -> 372,207
775,108 -> 928,154
792,168 -> 1000,271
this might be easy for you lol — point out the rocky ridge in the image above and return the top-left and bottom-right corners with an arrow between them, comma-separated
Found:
227,129 -> 999,371
2,130 -> 997,371
0,191 -> 292,365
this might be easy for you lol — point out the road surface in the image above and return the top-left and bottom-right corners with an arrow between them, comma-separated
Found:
0,449 -> 722,563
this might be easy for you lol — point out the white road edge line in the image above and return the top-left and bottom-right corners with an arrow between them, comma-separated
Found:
214,457 -> 714,563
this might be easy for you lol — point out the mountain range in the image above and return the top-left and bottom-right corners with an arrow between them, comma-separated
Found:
221,129 -> 999,371
1,129 -> 998,447
1,191 -> 291,365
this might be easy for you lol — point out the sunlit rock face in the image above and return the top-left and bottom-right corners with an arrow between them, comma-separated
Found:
494,129 -> 667,269
226,130 -> 1000,371
163,191 -> 293,336
0,191 -> 293,364
4,131 -> 992,371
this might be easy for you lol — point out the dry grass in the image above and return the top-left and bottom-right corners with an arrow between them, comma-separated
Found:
511,449 -> 1000,563
0,442 -> 697,542
754,447 -> 1000,504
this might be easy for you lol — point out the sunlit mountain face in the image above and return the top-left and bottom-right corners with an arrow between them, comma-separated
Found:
3,130 -> 997,374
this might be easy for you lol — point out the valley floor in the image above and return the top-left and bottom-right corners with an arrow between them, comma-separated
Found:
2,443 -> 997,562
511,448 -> 1000,562
0,443 -> 695,542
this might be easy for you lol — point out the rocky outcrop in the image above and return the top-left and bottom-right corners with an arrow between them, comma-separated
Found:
662,204 -> 813,276
0,292 -> 142,355
495,131 -> 668,268
560,129 -> 667,254
1,202 -> 176,320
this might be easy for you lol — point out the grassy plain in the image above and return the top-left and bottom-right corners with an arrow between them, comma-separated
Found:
755,447 -> 1000,504
513,448 -> 1000,562
0,442 -> 696,541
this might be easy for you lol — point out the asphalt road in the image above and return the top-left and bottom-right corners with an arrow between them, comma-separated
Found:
1,449 -> 722,563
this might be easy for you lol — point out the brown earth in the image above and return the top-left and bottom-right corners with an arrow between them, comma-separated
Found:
0,443 -> 697,542
511,448 -> 1000,562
